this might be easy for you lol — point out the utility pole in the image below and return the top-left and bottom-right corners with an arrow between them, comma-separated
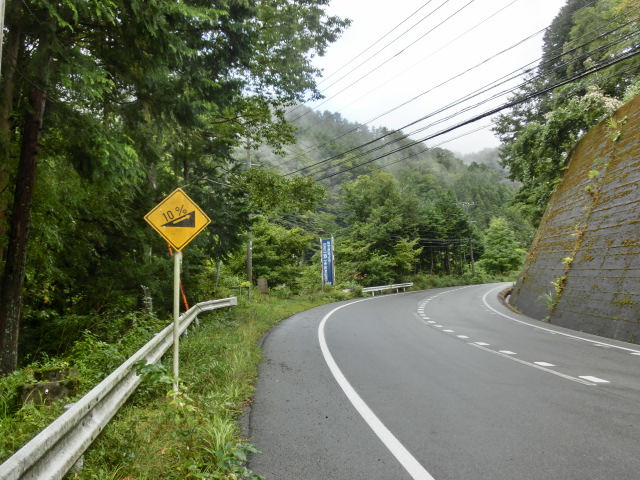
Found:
245,147 -> 253,284
468,220 -> 477,277
0,0 -> 5,78
456,202 -> 477,276
469,237 -> 475,276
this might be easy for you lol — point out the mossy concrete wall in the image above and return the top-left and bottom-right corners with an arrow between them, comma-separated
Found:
511,95 -> 640,344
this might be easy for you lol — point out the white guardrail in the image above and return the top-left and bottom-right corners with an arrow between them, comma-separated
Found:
0,297 -> 238,480
361,282 -> 413,296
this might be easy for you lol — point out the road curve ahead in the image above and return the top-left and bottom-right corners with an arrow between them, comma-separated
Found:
247,283 -> 640,480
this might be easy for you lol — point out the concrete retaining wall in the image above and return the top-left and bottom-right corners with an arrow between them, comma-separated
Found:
511,96 -> 640,344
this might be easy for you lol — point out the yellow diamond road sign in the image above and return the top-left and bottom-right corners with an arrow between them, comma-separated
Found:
144,188 -> 211,251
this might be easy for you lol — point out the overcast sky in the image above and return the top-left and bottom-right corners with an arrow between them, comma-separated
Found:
306,0 -> 566,155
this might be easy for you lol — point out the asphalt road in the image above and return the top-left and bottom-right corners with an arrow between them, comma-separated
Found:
247,283 -> 640,479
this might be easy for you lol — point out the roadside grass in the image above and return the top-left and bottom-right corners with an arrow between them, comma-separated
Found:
74,293 -> 339,479
0,276 -> 512,478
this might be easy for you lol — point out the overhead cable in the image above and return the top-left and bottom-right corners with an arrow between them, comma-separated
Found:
280,0 -> 610,168
287,0 -> 525,144
290,0 -> 476,123
280,1 -> 621,171
286,22 -> 639,178
313,45 -> 640,181
285,0 -> 439,118
316,0 -> 438,88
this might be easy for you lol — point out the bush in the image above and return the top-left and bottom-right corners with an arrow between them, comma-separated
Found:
338,281 -> 363,297
297,264 -> 324,293
410,273 -> 489,290
271,284 -> 294,299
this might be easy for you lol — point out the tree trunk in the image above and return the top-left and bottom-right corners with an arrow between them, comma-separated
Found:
0,81 -> 49,375
0,0 -> 19,134
0,0 -> 22,275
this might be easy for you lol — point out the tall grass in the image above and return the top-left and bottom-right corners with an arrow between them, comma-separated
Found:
74,294 -> 335,479
1,279 -> 503,478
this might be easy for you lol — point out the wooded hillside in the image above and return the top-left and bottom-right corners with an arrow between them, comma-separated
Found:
1,0 -> 637,374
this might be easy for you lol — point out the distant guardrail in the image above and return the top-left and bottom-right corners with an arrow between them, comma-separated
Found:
362,283 -> 413,296
0,297 -> 237,480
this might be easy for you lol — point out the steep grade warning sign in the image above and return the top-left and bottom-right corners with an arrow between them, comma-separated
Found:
144,188 -> 211,250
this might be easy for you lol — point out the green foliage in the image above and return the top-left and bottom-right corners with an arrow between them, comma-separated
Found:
410,272 -> 491,289
538,291 -> 556,310
476,218 -> 525,276
338,281 -> 364,297
0,0 -> 534,376
227,217 -> 315,290
133,361 -> 176,403
75,294 -> 333,479
0,0 -> 541,469
0,0 -> 350,369
297,264 -> 325,293
335,171 -> 423,285
0,309 -> 174,463
241,169 -> 325,215
0,400 -> 67,464
493,0 -> 638,226
450,162 -> 517,230
495,83 -> 623,224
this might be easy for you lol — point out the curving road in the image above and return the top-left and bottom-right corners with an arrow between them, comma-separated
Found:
247,283 -> 640,479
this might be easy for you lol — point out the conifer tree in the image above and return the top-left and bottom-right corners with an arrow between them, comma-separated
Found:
477,218 -> 524,276
0,0 -> 348,374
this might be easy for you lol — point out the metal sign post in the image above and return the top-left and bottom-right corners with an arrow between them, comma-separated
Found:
144,188 -> 211,392
172,250 -> 182,392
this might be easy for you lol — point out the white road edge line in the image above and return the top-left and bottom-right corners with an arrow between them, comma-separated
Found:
320,302 -> 436,480
469,343 -> 596,386
481,285 -> 640,355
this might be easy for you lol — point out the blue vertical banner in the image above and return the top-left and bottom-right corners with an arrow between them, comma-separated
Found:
321,237 -> 335,286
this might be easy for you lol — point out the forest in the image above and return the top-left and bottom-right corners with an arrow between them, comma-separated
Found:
0,0 -> 638,476
0,0 -> 638,375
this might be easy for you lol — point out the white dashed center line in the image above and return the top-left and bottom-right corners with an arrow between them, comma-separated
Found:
415,287 -> 615,387
470,343 -> 597,386
579,376 -> 610,383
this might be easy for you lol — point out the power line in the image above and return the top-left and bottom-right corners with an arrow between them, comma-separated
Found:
316,0 -> 438,88
278,2 -> 535,168
296,0 -> 522,130
286,20 -> 639,179
290,0 -> 476,123
278,1 -> 616,171
313,44 -> 640,181
366,123 -> 493,174
286,0 -> 441,119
